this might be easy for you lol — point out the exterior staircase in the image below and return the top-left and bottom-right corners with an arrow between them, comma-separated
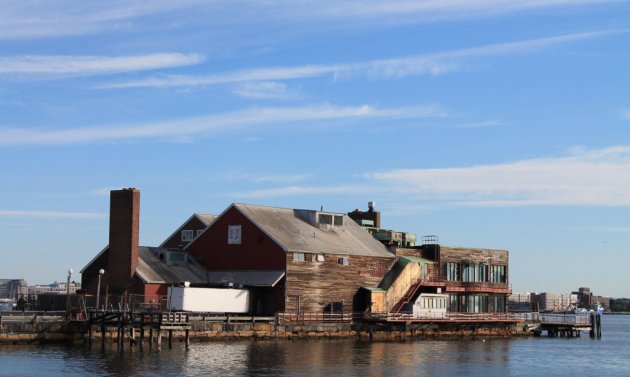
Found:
390,279 -> 422,313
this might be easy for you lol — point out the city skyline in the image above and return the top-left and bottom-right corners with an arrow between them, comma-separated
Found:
0,1 -> 629,297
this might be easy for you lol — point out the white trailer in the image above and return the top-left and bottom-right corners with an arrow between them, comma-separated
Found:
168,286 -> 250,313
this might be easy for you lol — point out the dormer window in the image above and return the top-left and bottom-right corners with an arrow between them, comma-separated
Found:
316,213 -> 344,229
181,230 -> 194,242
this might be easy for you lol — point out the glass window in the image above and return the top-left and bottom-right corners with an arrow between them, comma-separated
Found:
333,215 -> 344,226
181,230 -> 194,241
316,254 -> 325,262
337,257 -> 349,266
446,262 -> 459,281
448,294 -> 459,312
318,214 -> 333,225
463,294 -> 488,313
462,264 -> 488,282
490,265 -> 507,283
228,225 -> 242,244
293,252 -> 305,262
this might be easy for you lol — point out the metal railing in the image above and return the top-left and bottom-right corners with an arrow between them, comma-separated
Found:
537,313 -> 592,325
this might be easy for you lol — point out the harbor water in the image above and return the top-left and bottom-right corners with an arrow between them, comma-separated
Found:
1,315 -> 629,377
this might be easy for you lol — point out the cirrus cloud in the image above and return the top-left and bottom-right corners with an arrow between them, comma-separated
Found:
0,53 -> 204,78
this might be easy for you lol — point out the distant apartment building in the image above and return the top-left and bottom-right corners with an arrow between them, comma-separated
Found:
28,281 -> 81,296
0,279 -> 28,300
532,292 -> 577,312
508,292 -> 533,311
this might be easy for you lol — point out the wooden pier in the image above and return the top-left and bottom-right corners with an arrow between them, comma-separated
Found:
535,313 -> 602,338
86,311 -> 191,348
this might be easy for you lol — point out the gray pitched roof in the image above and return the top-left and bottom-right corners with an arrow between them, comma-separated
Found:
136,247 -> 209,284
234,203 -> 394,258
196,213 -> 217,226
205,270 -> 285,287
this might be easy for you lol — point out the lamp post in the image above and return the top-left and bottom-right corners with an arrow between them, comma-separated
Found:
66,268 -> 73,319
96,269 -> 105,311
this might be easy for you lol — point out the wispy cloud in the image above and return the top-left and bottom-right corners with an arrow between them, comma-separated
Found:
363,146 -> 630,207
0,1 -> 204,40
234,185 -> 372,199
0,210 -> 104,219
456,120 -> 501,129
233,146 -> 630,208
100,30 -> 624,89
0,103 -> 444,146
0,53 -> 204,78
285,0 -> 622,21
231,81 -> 302,100
222,171 -> 312,184
1,1 -> 618,40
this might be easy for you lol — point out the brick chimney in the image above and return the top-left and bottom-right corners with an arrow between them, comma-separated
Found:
108,188 -> 140,293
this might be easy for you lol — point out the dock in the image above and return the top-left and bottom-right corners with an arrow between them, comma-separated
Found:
534,313 -> 602,338
86,311 -> 191,348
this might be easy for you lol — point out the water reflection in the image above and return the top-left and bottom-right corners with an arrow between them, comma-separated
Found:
1,316 -> 629,377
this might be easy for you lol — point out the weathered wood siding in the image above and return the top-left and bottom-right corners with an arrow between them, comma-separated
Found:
439,246 -> 508,280
285,253 -> 394,313
370,291 -> 386,313
384,262 -> 421,312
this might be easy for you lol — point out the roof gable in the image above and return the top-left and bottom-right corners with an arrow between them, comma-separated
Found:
160,213 -> 217,248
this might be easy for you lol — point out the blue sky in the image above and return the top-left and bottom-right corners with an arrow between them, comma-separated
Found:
1,1 -> 629,298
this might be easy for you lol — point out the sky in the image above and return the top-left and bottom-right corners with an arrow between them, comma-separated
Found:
0,1 -> 629,298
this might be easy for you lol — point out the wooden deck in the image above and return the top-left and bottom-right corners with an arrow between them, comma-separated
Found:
536,313 -> 601,338
86,310 -> 191,348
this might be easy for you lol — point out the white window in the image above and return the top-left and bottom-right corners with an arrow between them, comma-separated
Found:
293,252 -> 305,262
181,230 -> 194,242
196,229 -> 204,237
228,225 -> 242,244
316,254 -> 325,262
337,257 -> 349,266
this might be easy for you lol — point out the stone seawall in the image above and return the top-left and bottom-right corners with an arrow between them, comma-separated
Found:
1,320 -> 532,344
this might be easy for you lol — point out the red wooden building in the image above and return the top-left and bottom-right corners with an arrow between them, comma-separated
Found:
185,203 -> 396,315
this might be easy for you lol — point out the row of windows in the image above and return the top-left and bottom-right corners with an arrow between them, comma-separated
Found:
445,262 -> 507,283
293,252 -> 349,265
448,294 -> 506,313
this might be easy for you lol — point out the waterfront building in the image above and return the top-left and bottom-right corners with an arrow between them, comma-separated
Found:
81,189 -> 211,309
185,203 -> 396,314
80,188 -> 511,318
361,243 -> 511,315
